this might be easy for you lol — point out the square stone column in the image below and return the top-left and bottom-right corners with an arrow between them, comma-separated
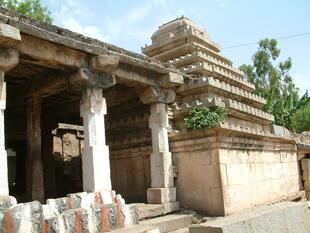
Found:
26,96 -> 45,202
80,87 -> 112,192
0,70 -> 8,195
147,103 -> 176,204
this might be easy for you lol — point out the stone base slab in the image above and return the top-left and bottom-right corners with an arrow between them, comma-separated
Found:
136,201 -> 179,220
190,202 -> 310,233
147,187 -> 176,204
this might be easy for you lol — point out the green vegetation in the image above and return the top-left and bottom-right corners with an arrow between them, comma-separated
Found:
0,0 -> 52,23
292,105 -> 310,133
185,106 -> 227,130
240,38 -> 310,132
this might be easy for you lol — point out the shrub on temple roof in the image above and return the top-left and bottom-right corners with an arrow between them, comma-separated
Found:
0,0 -> 52,23
185,106 -> 227,130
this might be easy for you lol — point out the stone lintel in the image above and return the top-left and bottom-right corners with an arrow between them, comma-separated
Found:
139,86 -> 175,104
147,187 -> 176,204
70,68 -> 116,90
0,47 -> 19,72
90,54 -> 120,73
159,72 -> 184,88
0,23 -> 21,48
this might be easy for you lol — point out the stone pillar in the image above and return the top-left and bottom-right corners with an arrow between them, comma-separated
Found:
80,87 -> 112,192
139,86 -> 177,204
147,103 -> 176,204
0,70 -> 8,195
0,34 -> 20,195
26,96 -> 45,202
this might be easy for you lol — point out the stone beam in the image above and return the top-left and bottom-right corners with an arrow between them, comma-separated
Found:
0,23 -> 21,48
19,34 -> 88,68
28,68 -> 116,98
112,65 -> 157,87
158,72 -> 183,88
70,68 -> 116,90
139,86 -> 176,104
90,54 -> 120,73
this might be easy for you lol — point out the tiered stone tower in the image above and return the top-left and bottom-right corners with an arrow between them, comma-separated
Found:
143,17 -> 301,215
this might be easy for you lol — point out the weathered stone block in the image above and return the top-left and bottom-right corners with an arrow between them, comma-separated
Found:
67,192 -> 89,209
0,47 -> 19,71
0,23 -> 21,48
90,54 -> 120,73
62,132 -> 80,161
2,201 -> 43,233
147,187 -> 176,204
89,202 -> 137,232
47,197 -> 71,215
139,86 -> 175,104
0,195 -> 17,211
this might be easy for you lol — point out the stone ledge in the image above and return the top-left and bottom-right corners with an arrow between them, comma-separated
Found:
189,202 -> 310,233
135,202 -> 179,220
169,122 -> 295,143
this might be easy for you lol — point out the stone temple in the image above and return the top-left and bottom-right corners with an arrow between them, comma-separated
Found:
0,9 -> 309,233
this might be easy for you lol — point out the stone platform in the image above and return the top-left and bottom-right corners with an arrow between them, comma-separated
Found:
190,202 -> 310,233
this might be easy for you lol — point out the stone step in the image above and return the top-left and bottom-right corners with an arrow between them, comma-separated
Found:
111,224 -> 160,233
134,202 -> 179,220
140,213 -> 193,232
168,227 -> 190,233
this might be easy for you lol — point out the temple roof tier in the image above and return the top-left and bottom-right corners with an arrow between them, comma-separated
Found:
172,97 -> 274,124
177,77 -> 266,108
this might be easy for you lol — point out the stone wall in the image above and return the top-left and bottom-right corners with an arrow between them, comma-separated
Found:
110,146 -> 152,203
219,143 -> 300,215
170,135 -> 301,216
170,137 -> 224,216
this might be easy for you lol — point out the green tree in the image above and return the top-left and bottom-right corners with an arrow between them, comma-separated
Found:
292,105 -> 310,133
0,0 -> 52,23
240,38 -> 310,131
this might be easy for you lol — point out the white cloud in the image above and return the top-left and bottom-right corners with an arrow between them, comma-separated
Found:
50,0 -> 108,41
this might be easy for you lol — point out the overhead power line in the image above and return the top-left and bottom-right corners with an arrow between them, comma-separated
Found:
222,32 -> 310,50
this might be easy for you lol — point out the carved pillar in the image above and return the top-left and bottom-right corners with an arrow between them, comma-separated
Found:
0,70 -> 8,195
80,87 -> 112,191
0,37 -> 20,195
140,86 -> 178,204
26,96 -> 45,202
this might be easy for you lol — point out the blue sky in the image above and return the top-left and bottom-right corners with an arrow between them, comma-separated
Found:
42,0 -> 310,94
